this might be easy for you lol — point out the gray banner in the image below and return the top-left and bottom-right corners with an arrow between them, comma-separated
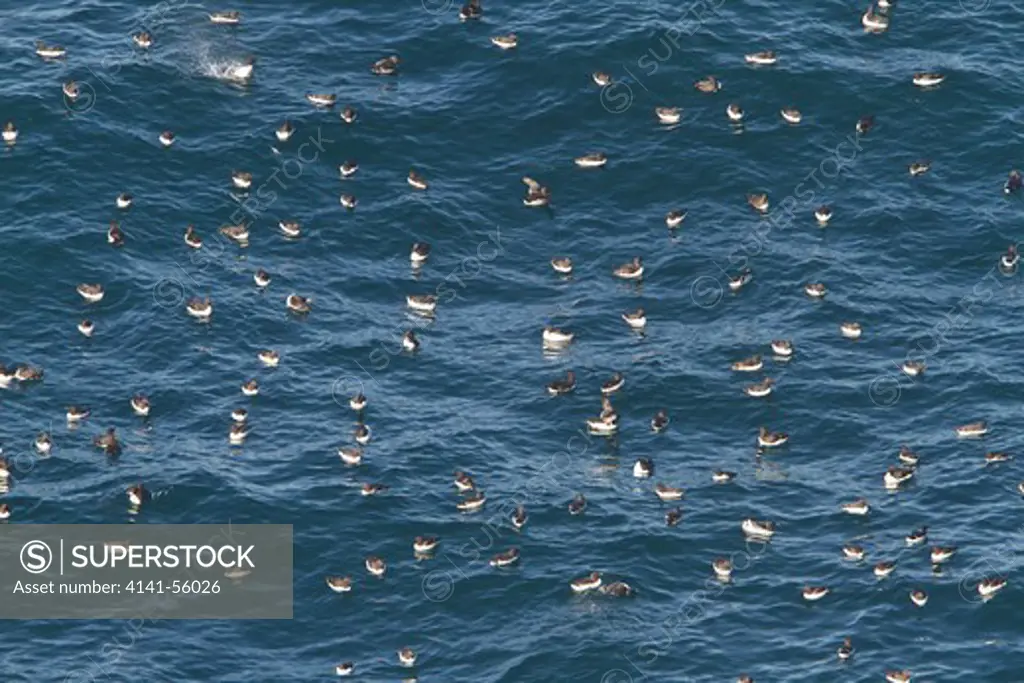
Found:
0,524 -> 292,619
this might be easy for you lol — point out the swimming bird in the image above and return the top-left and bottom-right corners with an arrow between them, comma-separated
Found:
758,426 -> 788,448
457,493 -> 486,512
622,308 -> 646,330
522,176 -> 550,207
35,41 -> 66,59
884,466 -> 914,489
491,33 -> 517,50
350,393 -> 367,412
632,458 -> 653,478
241,379 -> 259,397
414,537 -> 439,554
568,493 -> 587,515
862,6 -> 890,31
258,350 -> 280,368
712,470 -> 736,483
124,484 -> 146,508
665,209 -> 686,228
361,483 -> 387,496
542,327 -> 574,348
656,107 -> 681,124
398,648 -> 417,667
276,121 -> 294,142
116,193 -> 133,209
34,432 -> 52,455
732,355 -> 763,372
14,365 -> 43,382
666,508 -> 683,526
856,115 -> 875,135
459,0 -> 482,21
840,322 -> 862,339
78,320 -> 94,337
930,546 -> 956,564
279,221 -> 301,238
105,221 -> 125,247
511,505 -> 527,530
286,294 -> 311,314
340,194 -> 357,209
231,171 -> 252,190
341,107 -> 357,124
339,447 -> 362,466
158,130 -> 174,147
574,153 -> 607,169
956,421 -> 987,437
747,193 -> 769,213
745,50 -> 777,65
986,451 -> 1012,465
131,394 -> 150,417
842,545 -> 865,561
551,257 -> 573,274
913,72 -> 945,87
802,586 -> 830,601
231,409 -> 247,423
910,589 -> 928,607
651,410 -> 669,432
184,225 -> 202,249
745,378 -> 774,398
771,340 -> 793,357
66,406 -> 90,423
712,558 -> 732,580
547,370 -> 576,396
570,572 -> 602,593
186,297 -> 212,320
354,424 -> 371,445
885,672 -> 911,683
3,121 -> 17,144
902,360 -> 925,377
365,556 -> 386,577
841,498 -> 870,516
489,548 -> 520,567
77,284 -> 105,303
781,108 -> 802,124
130,30 -> 153,49
815,206 -> 833,224
371,55 -> 400,76
909,161 -> 930,177
228,57 -> 254,81
407,294 -> 438,313
229,423 -> 250,445
978,577 -> 1007,599
1005,170 -> 1022,195
654,483 -> 683,501
209,10 -> 241,24
1019,481 -> 1024,496
408,170 -> 428,190
339,161 -> 359,178
599,582 -> 634,597
726,104 -> 745,122
219,223 -> 249,244
804,283 -> 827,299
695,76 -> 721,93
0,504 -> 11,520
837,637 -> 854,661
1000,244 -> 1019,272
306,93 -> 336,107
326,576 -> 352,593
254,269 -> 271,288
905,527 -> 928,546
592,72 -> 612,86
601,372 -> 625,395
402,331 -> 420,352
874,561 -> 896,578
454,471 -> 475,492
613,257 -> 644,280
728,268 -> 753,292
411,243 -> 431,265
898,446 -> 920,466
742,518 -> 775,538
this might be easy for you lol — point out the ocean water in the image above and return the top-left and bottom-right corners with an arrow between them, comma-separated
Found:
2,0 -> 1024,680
